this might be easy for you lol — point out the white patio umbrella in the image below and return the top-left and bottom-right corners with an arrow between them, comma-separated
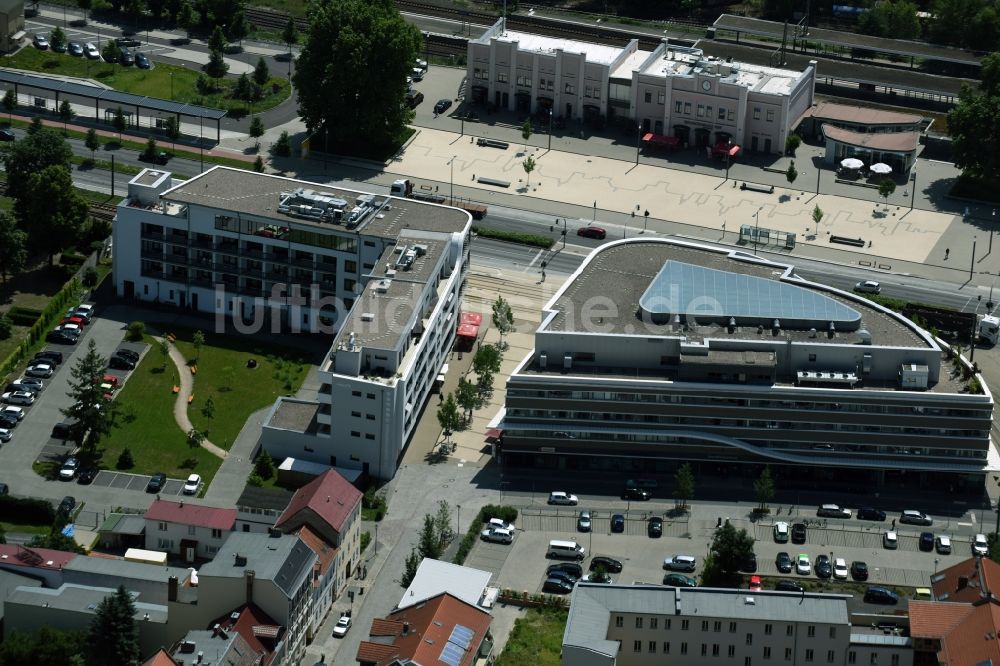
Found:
840,157 -> 864,169
870,163 -> 893,175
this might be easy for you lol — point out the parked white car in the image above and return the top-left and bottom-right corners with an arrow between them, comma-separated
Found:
183,474 -> 202,495
663,555 -> 697,572
487,517 -> 513,532
796,553 -> 811,575
0,406 -> 24,421
833,558 -> 848,580
0,428 -> 11,442
480,527 -> 513,544
2,391 -> 35,406
773,521 -> 789,543
84,42 -> 100,58
332,615 -> 351,638
883,530 -> 898,549
26,363 -> 54,378
973,533 -> 989,556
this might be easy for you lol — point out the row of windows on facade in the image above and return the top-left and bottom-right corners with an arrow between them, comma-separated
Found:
625,641 -> 894,664
158,522 -> 225,538
156,539 -> 219,555
507,389 -> 987,417
619,615 -> 833,636
659,98 -> 741,122
472,69 -> 602,99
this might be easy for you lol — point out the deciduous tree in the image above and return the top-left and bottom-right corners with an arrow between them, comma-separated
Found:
201,396 -> 214,434
84,127 -> 100,159
229,9 -> 249,46
249,116 -> 264,149
401,547 -> 420,587
437,393 -> 461,444
673,462 -> 695,509
491,296 -> 514,348
521,118 -> 532,149
472,343 -> 502,378
101,41 -> 121,71
0,627 -> 86,665
522,154 -> 536,187
702,522 -> 755,587
282,15 -> 298,56
293,0 -> 421,150
0,211 -> 27,286
112,107 -> 127,140
270,130 -> 291,157
785,160 -> 798,188
754,466 -> 775,510
878,178 -> 896,207
454,377 -> 479,421
17,165 -> 87,264
2,88 -> 16,123
2,127 -> 72,200
418,513 -> 442,559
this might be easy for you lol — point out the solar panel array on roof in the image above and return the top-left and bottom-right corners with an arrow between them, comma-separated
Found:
639,261 -> 862,329
439,624 -> 475,666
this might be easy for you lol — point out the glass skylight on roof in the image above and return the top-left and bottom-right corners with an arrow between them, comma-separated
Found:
639,261 -> 861,330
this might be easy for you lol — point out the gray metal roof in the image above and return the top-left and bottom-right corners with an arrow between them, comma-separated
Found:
63,555 -> 190,583
7,583 -> 168,622
0,69 -> 228,119
565,585 -> 850,657
236,485 -> 294,512
0,569 -> 41,622
198,532 -> 315,599
97,513 -> 147,535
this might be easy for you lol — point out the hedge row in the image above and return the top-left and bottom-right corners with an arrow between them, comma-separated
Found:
472,225 -> 554,249
0,495 -> 56,526
453,504 -> 519,565
0,277 -> 81,383
6,306 -> 44,327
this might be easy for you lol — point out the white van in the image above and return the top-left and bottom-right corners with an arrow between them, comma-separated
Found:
547,539 -> 586,560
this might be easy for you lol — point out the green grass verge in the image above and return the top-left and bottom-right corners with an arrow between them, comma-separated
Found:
161,325 -> 310,449
0,520 -> 52,535
99,336 -> 223,483
3,117 -> 255,170
3,47 -> 291,114
472,225 -> 554,248
494,607 -> 567,666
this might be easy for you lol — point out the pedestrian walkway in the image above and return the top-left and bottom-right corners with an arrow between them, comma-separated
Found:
157,335 -> 228,459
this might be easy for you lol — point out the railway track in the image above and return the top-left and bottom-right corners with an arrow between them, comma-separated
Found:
89,202 -> 117,221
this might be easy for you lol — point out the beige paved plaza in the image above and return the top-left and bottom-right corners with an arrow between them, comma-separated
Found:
393,127 -> 952,266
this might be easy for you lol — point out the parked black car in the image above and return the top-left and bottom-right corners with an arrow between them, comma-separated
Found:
543,578 -> 574,594
109,355 -> 136,370
864,587 -> 899,605
146,472 -> 167,492
791,523 -> 807,544
59,496 -> 76,513
0,129 -> 14,142
119,47 -> 135,66
34,350 -> 63,365
47,330 -> 77,345
775,580 -> 804,592
647,516 -> 663,538
741,552 -> 758,573
590,556 -> 623,574
919,532 -> 935,551
0,415 -> 17,429
77,468 -> 98,485
116,349 -> 140,362
135,52 -> 151,69
547,570 -> 579,585
433,98 -> 451,114
546,562 -> 582,579
815,554 -> 832,579
857,507 -> 887,521
851,561 -> 869,581
610,514 -> 625,533
775,552 -> 793,574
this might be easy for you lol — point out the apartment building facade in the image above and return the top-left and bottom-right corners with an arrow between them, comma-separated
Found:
143,500 -> 236,561
497,238 -> 994,492
467,19 -> 815,154
563,584 -> 911,666
114,168 -> 472,480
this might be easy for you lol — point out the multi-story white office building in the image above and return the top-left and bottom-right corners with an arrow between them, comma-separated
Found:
564,584 -> 912,666
113,167 -> 472,479
496,237 -> 994,492
468,19 -> 816,154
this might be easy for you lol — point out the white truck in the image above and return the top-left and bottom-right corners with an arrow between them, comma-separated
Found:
980,315 -> 1000,345
390,179 -> 487,220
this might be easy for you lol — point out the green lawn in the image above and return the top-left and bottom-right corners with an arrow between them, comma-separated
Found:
159,325 -> 310,449
0,520 -> 52,535
495,607 -> 567,666
2,47 -> 291,114
99,338 -> 224,483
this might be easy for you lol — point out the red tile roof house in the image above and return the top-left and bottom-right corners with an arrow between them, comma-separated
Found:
275,470 -> 362,642
144,500 -> 237,562
356,592 -> 493,666
166,603 -> 287,666
908,556 -> 1000,665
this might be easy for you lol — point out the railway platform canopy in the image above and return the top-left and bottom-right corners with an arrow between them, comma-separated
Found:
0,69 -> 227,142
712,14 -> 983,70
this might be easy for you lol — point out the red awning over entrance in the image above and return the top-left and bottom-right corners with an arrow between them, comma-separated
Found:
642,132 -> 680,148
459,311 -> 483,326
457,323 -> 480,339
713,142 -> 741,158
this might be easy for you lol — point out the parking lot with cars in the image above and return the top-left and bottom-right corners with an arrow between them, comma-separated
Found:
460,498 -> 976,613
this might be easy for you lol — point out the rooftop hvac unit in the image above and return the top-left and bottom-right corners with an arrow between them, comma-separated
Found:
375,279 -> 392,293
899,364 -> 929,390
563,353 -> 573,370
857,329 -> 872,345
539,353 -> 547,369
413,244 -> 429,256
361,313 -> 375,322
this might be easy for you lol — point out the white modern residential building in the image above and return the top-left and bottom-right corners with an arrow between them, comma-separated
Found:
563,584 -> 912,666
496,237 -> 994,492
113,167 -> 472,479
468,19 -> 816,154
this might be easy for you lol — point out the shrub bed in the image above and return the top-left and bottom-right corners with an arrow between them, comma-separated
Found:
0,496 -> 56,526
453,504 -> 519,565
472,225 -> 554,248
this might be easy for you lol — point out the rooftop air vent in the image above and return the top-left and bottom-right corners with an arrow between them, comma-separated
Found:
745,597 -> 756,605
361,313 -> 375,322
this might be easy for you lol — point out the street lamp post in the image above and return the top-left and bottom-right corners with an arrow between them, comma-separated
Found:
972,295 -> 982,362
456,505 -> 461,539
971,235 -> 977,282
548,108 -> 553,151
753,206 -> 764,256
636,123 -> 641,165
910,169 -> 917,210
449,155 -> 457,202
374,522 -> 378,556
644,209 -> 649,232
